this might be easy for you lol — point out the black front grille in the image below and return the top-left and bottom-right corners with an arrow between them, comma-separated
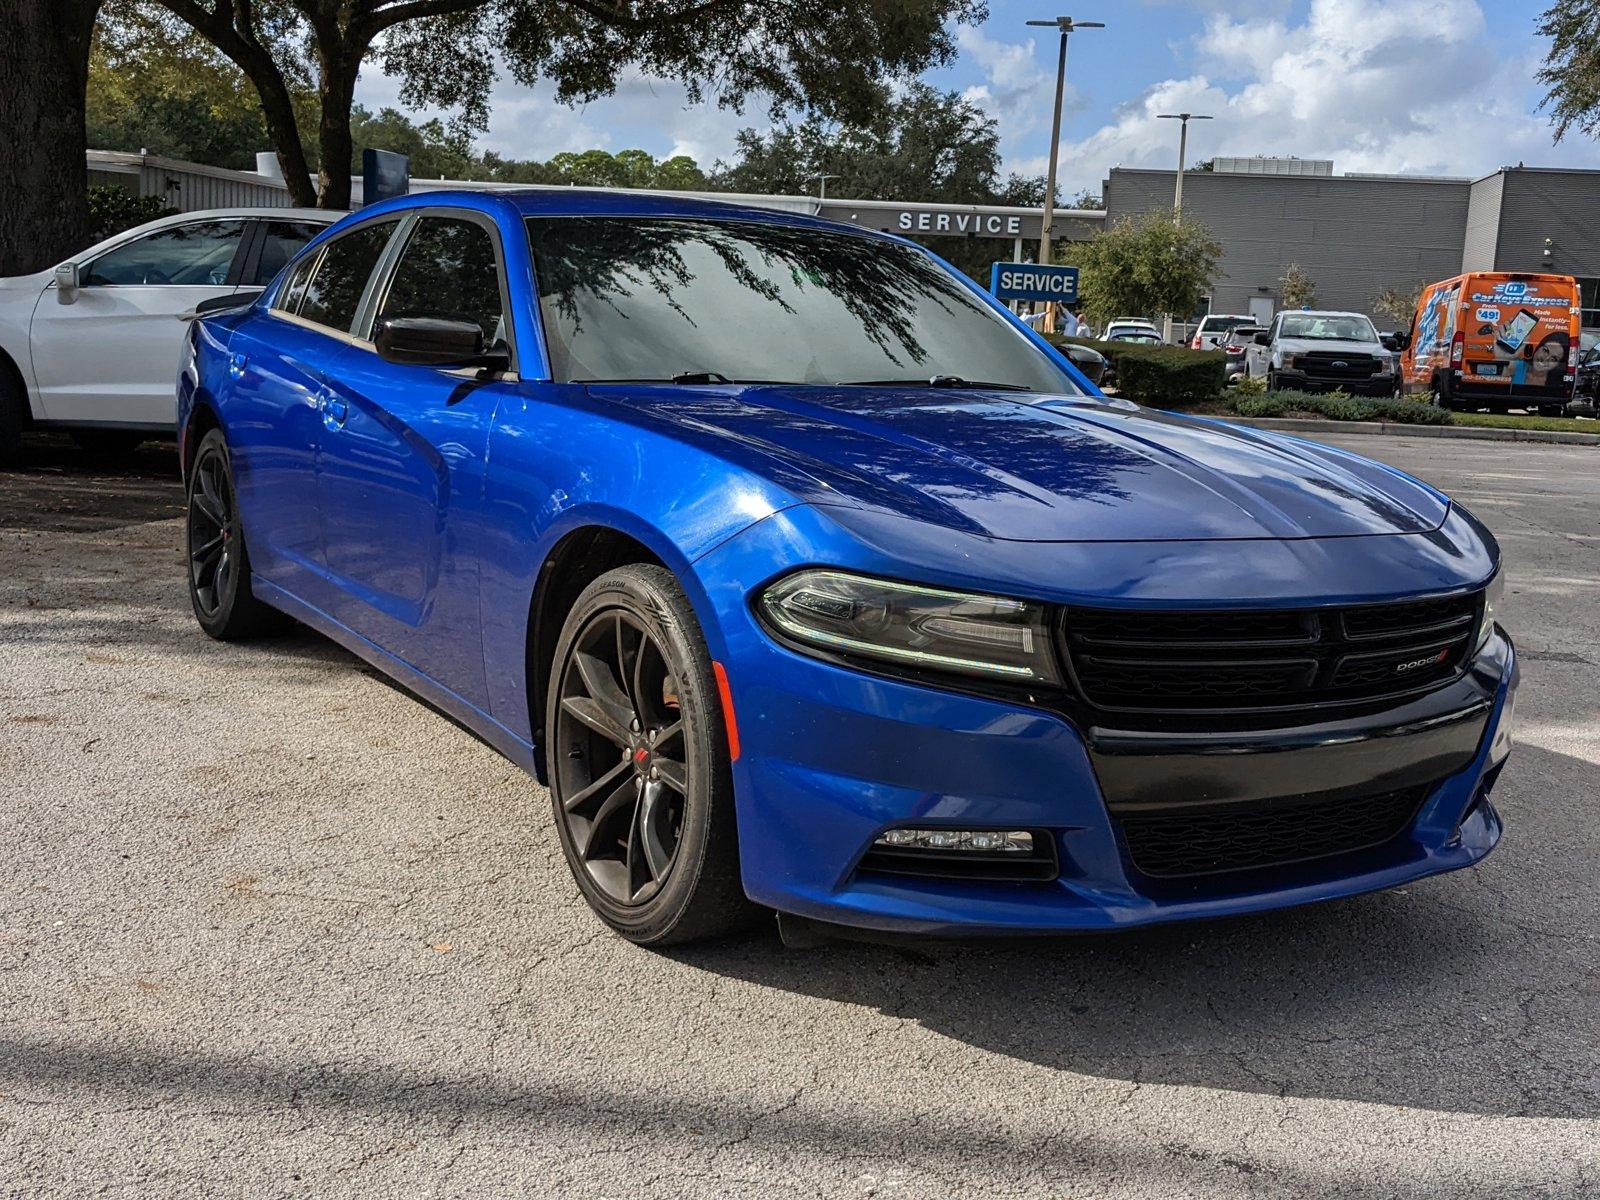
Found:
1297,351 -> 1381,379
1063,593 -> 1480,714
1117,787 -> 1426,879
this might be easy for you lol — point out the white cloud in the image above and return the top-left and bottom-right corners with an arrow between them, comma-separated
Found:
1053,0 -> 1600,197
955,25 -> 1089,171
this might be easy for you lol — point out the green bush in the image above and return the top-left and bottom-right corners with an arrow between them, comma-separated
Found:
1045,335 -> 1226,406
1227,389 -> 1451,426
86,185 -> 177,243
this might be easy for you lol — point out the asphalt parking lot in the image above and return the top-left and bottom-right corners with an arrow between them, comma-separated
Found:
1,430 -> 1597,1198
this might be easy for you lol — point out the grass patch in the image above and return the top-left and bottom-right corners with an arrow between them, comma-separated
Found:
1446,410 -> 1600,435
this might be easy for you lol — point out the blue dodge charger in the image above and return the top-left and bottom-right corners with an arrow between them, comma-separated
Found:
177,189 -> 1517,945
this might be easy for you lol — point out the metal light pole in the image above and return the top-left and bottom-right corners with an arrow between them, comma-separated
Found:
1028,16 -> 1103,268
1156,112 -> 1211,224
807,173 -> 841,200
1157,111 -> 1211,343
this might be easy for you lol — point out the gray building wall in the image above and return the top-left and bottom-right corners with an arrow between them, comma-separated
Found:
1104,168 -> 1472,322
1491,168 -> 1600,283
1461,172 -> 1504,273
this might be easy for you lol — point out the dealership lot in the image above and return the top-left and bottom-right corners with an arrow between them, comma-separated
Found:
1,433 -> 1597,1197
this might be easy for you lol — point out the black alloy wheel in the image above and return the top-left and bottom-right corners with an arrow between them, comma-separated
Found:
546,564 -> 757,945
184,428 -> 285,640
556,607 -> 689,907
188,446 -> 238,620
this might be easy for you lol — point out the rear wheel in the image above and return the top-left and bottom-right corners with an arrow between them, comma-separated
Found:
185,429 -> 287,640
546,563 -> 757,946
71,429 -> 146,457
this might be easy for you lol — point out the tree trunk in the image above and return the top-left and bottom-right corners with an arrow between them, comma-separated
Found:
314,48 -> 361,211
0,0 -> 101,276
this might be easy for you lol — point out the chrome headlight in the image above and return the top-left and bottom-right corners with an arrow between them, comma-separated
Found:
757,570 -> 1062,685
1476,568 -> 1504,651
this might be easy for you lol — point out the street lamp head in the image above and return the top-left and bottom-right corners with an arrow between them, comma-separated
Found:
1026,16 -> 1105,31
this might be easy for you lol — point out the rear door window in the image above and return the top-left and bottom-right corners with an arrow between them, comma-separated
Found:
296,221 -> 397,334
248,220 -> 330,287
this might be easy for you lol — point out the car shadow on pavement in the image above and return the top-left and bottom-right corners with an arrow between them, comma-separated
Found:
0,434 -> 183,533
674,740 -> 1599,1121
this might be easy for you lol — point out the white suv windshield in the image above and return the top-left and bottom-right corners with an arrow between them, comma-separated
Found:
528,216 -> 1079,393
1279,315 -> 1378,342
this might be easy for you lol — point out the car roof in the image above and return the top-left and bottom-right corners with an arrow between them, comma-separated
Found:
350,187 -> 896,242
1279,310 -> 1370,319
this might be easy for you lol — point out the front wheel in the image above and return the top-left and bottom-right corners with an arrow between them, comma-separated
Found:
185,429 -> 287,640
546,563 -> 758,946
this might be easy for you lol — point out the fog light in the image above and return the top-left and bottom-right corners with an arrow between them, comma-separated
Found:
874,829 -> 1035,853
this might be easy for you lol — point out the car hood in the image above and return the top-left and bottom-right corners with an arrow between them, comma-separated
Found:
1277,336 -> 1388,357
585,384 -> 1450,542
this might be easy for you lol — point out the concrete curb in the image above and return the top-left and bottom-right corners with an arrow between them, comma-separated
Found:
1224,415 -> 1600,446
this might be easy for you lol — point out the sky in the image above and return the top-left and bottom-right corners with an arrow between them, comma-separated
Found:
356,0 -> 1600,196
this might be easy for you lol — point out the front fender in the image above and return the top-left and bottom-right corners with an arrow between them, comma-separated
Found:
477,383 -> 804,740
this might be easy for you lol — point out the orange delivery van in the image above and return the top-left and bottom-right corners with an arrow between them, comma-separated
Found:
1398,272 -> 1581,414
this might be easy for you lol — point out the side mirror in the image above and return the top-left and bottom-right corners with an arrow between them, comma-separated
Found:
1253,331 -> 1271,346
54,262 -> 80,305
374,315 -> 493,367
1394,332 -> 1411,351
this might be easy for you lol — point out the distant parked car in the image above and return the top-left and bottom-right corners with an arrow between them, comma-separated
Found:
1100,318 -> 1161,342
1191,313 -> 1253,351
0,206 -> 335,458
1223,326 -> 1261,382
1572,342 -> 1600,417
1247,310 -> 1398,396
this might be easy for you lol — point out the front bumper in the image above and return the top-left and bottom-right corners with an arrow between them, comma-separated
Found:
1275,367 -> 1397,396
698,525 -> 1516,936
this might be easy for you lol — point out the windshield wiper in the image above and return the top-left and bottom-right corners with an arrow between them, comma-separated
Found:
841,375 -> 1035,392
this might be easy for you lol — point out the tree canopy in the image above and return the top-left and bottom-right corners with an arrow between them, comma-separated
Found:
108,0 -> 982,208
1538,0 -> 1600,140
1068,214 -> 1222,328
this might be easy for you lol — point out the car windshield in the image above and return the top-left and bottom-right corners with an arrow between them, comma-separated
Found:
1115,334 -> 1162,344
1278,314 -> 1378,342
527,217 -> 1078,393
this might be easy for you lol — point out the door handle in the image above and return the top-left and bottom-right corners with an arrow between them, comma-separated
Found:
229,353 -> 248,379
319,389 -> 349,429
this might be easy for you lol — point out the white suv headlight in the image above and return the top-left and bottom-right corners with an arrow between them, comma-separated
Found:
758,570 -> 1062,684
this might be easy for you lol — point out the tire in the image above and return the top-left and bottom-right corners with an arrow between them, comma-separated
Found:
1431,376 -> 1456,411
71,429 -> 146,456
185,428 -> 287,640
1266,370 -> 1280,392
0,367 -> 24,461
546,563 -> 759,946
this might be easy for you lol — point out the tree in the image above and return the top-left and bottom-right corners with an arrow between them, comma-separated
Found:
1373,281 -> 1425,328
1538,0 -> 1600,140
0,0 -> 103,275
713,82 -> 1003,205
1068,214 -> 1222,329
1279,263 -> 1317,309
120,0 -> 980,210
1066,188 -> 1104,210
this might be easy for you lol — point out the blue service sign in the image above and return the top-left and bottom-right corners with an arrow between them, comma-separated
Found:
990,262 -> 1079,304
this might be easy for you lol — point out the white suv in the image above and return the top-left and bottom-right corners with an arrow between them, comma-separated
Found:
1100,318 -> 1161,342
0,207 -> 334,457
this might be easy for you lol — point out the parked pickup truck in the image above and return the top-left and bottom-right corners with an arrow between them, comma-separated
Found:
1246,310 -> 1399,396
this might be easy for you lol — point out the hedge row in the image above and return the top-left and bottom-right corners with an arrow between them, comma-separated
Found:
1046,335 -> 1227,406
1229,389 -> 1451,426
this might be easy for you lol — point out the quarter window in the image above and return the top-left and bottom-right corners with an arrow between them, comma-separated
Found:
378,217 -> 507,349
296,221 -> 396,334
83,219 -> 247,287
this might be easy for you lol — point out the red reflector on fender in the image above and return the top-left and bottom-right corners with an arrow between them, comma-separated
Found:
713,661 -> 740,762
